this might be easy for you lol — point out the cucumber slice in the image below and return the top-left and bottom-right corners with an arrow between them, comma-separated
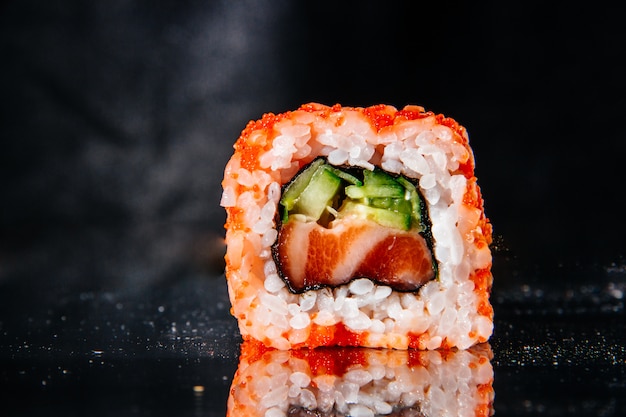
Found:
345,183 -> 405,199
345,167 -> 404,199
341,167 -> 420,230
279,158 -> 426,232
369,197 -> 412,214
341,202 -> 412,231
290,166 -> 342,221
327,167 -> 362,186
280,158 -> 325,211
397,177 -> 423,231
363,168 -> 399,185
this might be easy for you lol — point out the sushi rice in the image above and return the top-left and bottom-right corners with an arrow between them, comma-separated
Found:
227,341 -> 495,417
220,103 -> 493,350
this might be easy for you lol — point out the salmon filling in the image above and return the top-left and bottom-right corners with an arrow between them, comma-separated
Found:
271,158 -> 437,293
274,217 -> 435,292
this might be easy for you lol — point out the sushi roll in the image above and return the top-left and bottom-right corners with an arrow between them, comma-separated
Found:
227,341 -> 495,417
220,103 -> 493,350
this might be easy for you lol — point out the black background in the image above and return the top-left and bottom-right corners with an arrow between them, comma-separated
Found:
1,1 -> 625,416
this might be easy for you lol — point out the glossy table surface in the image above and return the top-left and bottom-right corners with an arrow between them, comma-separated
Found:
2,249 -> 625,416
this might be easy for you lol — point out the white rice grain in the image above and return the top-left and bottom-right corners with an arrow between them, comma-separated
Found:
220,186 -> 236,207
400,148 -> 430,175
260,385 -> 289,409
289,371 -> 311,388
313,309 -> 336,326
261,229 -> 278,248
289,312 -> 310,330
349,278 -> 374,295
338,381 -> 359,403
419,173 -> 436,189
349,404 -> 375,417
299,389 -> 317,409
380,158 -> 403,174
299,291 -> 317,312
260,292 -> 288,315
345,369 -> 373,386
345,311 -> 371,331
264,407 -> 285,417
327,148 -> 349,165
267,181 -> 281,203
373,286 -> 392,301
340,298 -> 360,319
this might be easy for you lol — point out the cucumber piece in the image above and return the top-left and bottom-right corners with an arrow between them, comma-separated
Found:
280,158 -> 425,232
341,167 -> 418,230
396,177 -> 423,231
368,197 -> 394,209
345,167 -> 404,199
341,201 -> 412,231
327,166 -> 362,186
363,168 -> 399,185
280,158 -> 325,211
369,197 -> 412,214
345,183 -> 405,199
291,166 -> 342,221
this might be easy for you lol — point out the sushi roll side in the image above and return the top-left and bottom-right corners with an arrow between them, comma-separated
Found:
220,103 -> 493,350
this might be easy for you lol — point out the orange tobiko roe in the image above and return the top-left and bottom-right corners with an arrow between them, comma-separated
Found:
230,102 -> 478,192
408,332 -> 428,350
291,347 -> 368,377
225,103 -> 492,350
477,383 -> 496,417
472,267 -> 494,328
232,102 -> 473,172
292,322 -> 367,349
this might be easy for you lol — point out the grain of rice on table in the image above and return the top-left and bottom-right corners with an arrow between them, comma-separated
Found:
220,103 -> 493,350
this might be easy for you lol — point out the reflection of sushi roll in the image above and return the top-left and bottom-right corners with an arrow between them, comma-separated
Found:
221,103 -> 493,350
227,341 -> 495,417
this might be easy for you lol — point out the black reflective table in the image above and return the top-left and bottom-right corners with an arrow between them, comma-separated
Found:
2,249 -> 625,416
